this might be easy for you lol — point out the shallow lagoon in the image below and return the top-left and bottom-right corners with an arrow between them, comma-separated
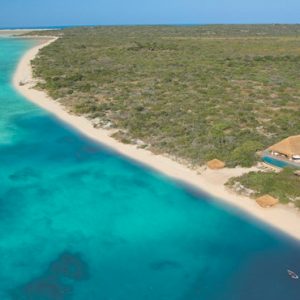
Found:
0,38 -> 300,300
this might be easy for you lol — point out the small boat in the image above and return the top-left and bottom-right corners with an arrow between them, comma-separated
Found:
287,269 -> 299,279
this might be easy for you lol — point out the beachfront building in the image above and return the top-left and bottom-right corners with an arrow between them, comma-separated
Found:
207,159 -> 225,170
267,135 -> 300,163
256,194 -> 279,208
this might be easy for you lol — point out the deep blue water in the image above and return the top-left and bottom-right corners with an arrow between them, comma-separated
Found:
0,38 -> 300,300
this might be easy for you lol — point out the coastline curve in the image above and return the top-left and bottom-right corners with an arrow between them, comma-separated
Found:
12,36 -> 300,241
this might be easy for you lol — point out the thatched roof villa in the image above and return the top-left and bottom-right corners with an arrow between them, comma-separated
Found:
256,195 -> 279,208
268,135 -> 300,161
207,159 -> 225,170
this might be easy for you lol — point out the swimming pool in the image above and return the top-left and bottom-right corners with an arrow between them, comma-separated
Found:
262,155 -> 300,169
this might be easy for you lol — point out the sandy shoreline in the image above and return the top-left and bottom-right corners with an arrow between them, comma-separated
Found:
12,37 -> 300,240
0,30 -> 32,36
0,29 -> 52,37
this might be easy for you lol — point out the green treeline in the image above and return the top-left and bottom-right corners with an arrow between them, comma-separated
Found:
28,25 -> 300,167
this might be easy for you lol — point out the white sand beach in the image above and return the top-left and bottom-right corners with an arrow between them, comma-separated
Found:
13,37 -> 300,240
0,29 -> 51,37
0,30 -> 31,36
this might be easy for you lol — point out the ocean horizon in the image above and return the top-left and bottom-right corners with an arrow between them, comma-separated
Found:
1,23 -> 300,31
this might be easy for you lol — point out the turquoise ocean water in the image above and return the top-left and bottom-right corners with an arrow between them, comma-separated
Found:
0,38 -> 300,300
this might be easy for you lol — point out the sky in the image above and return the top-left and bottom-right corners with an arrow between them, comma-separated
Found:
0,0 -> 299,28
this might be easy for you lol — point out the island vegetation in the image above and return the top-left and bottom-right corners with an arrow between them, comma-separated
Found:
227,168 -> 300,208
26,25 -> 300,169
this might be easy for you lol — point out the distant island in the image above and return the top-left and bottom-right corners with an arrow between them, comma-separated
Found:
14,25 -> 300,231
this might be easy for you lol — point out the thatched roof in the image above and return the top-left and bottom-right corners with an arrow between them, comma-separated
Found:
207,159 -> 225,170
268,135 -> 300,157
256,194 -> 279,208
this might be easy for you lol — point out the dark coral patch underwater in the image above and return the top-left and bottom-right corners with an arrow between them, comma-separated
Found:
10,252 -> 89,300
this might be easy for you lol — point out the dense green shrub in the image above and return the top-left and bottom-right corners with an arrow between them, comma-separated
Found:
227,168 -> 300,204
28,25 -> 300,167
229,141 -> 263,167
